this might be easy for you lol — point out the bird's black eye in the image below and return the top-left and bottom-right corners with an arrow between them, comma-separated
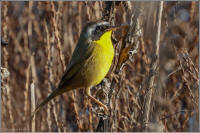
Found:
95,26 -> 102,32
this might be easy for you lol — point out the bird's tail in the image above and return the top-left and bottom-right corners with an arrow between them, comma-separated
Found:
31,88 -> 65,118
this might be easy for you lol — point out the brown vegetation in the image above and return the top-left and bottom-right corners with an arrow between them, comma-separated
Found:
1,1 -> 199,132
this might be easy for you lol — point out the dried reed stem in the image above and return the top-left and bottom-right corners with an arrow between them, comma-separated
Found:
47,103 -> 52,131
50,2 -> 65,71
31,82 -> 36,132
6,85 -> 15,131
141,1 -> 163,131
44,18 -> 62,131
72,91 -> 81,131
52,104 -> 61,132
28,2 -> 39,131
24,64 -> 30,130
28,14 -> 39,128
44,19 -> 53,131
23,29 -> 30,130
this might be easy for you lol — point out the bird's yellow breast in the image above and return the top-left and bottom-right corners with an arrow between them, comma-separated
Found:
82,30 -> 114,86
94,30 -> 114,55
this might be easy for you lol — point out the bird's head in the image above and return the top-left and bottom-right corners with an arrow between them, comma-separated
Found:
80,20 -> 117,42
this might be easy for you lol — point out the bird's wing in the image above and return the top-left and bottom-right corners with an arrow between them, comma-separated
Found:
32,41 -> 95,117
58,41 -> 95,88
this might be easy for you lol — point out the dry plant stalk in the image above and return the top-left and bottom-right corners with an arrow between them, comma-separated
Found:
141,2 -> 163,131
31,82 -> 36,132
43,19 -> 53,131
50,2 -> 65,71
24,64 -> 30,130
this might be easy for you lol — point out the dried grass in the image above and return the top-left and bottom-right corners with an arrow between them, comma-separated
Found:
1,1 -> 199,132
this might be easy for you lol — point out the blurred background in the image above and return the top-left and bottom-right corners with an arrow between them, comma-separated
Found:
1,1 -> 199,132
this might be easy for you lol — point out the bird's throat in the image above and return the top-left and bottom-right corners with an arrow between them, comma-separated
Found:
94,30 -> 113,50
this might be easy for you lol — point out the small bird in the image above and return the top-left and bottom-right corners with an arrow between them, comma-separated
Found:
32,20 -> 123,116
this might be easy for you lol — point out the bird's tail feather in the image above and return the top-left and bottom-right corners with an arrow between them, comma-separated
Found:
31,88 -> 65,118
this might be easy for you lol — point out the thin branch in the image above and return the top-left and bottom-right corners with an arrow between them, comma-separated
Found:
31,82 -> 36,132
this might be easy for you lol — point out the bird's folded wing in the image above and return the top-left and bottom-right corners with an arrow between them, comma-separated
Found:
58,41 -> 95,88
31,42 -> 96,117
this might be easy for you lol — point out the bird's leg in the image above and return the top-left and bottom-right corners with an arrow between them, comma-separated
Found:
85,87 -> 108,113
